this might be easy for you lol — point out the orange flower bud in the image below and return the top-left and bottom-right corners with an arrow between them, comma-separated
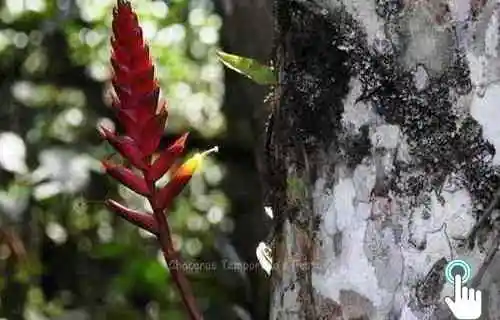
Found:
174,146 -> 219,179
154,146 -> 218,210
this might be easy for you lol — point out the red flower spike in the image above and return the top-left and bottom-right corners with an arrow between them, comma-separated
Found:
106,199 -> 159,235
101,2 -> 205,319
147,133 -> 189,182
110,0 -> 159,133
154,147 -> 218,210
99,127 -> 146,169
102,160 -> 150,196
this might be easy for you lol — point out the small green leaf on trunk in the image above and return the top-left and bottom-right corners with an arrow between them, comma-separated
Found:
216,50 -> 276,85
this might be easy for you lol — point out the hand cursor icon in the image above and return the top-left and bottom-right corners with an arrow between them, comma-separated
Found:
444,274 -> 482,320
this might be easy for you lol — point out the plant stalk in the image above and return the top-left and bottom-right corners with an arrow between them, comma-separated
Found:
146,178 -> 203,320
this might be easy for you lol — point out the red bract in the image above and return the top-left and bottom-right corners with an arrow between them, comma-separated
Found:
147,132 -> 189,182
99,127 -> 146,169
97,1 -> 216,319
101,160 -> 150,196
105,199 -> 159,235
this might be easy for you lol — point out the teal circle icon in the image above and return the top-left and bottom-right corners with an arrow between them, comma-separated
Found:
445,259 -> 471,284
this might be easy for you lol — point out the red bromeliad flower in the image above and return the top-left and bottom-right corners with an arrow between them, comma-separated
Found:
98,1 -> 216,319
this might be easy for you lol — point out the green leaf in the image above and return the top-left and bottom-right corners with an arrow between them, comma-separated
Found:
216,50 -> 276,85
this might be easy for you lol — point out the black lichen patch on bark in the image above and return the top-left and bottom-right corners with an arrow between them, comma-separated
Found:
274,0 -> 354,162
414,257 -> 447,307
375,0 -> 404,20
360,52 -> 499,217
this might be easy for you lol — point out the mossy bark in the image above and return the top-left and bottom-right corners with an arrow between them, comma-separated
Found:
267,0 -> 500,319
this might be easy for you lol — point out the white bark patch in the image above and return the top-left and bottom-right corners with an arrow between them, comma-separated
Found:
371,125 -> 400,149
312,125 -> 485,318
449,0 -> 471,23
449,0 -> 471,55
463,2 -> 500,97
471,83 -> 500,165
465,53 -> 488,92
400,304 -> 420,320
405,184 -> 474,251
352,160 -> 376,204
412,64 -> 430,92
270,220 -> 301,319
400,3 -> 453,75
312,168 -> 389,310
485,12 -> 499,58
341,78 -> 377,132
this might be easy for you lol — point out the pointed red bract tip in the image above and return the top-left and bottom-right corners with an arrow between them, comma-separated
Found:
102,161 -> 150,196
110,0 -> 163,157
106,199 -> 159,235
100,127 -> 146,169
146,132 -> 190,182
175,132 -> 189,146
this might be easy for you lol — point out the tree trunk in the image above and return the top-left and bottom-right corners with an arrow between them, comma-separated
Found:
268,0 -> 500,318
214,0 -> 274,318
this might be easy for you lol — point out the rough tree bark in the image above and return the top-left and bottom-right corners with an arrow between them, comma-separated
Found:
267,0 -> 500,319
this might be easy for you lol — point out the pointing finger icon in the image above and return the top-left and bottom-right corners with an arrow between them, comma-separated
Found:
444,259 -> 482,320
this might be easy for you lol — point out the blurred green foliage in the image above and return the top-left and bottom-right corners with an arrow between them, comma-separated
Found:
0,0 -> 251,319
